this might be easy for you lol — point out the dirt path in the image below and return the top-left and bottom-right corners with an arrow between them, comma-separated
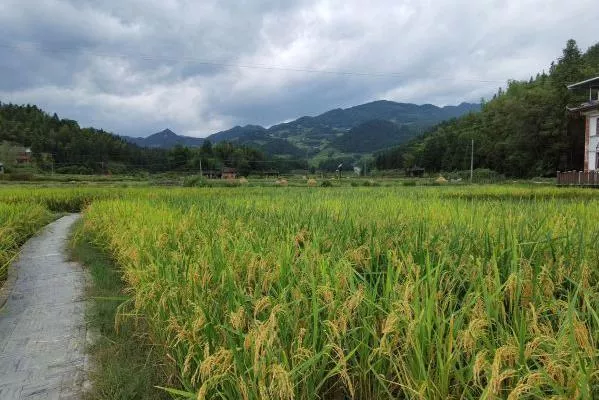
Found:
0,214 -> 87,400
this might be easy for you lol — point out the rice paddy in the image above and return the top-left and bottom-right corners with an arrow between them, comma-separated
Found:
2,184 -> 599,398
0,202 -> 53,283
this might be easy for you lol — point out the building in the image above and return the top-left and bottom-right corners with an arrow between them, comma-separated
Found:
260,169 -> 280,178
16,147 -> 32,165
558,77 -> 599,186
406,166 -> 425,177
221,167 -> 237,179
567,76 -> 599,171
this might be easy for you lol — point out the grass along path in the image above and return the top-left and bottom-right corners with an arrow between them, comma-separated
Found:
70,221 -> 172,400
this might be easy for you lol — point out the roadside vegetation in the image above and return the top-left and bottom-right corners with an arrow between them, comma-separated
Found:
70,222 -> 171,400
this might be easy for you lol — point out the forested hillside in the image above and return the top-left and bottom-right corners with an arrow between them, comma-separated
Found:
375,40 -> 599,177
205,101 -> 480,158
0,104 -> 272,174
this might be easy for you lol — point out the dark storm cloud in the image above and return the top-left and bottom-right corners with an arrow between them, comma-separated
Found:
0,0 -> 596,137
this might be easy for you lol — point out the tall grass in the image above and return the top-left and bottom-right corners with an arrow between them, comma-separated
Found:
77,186 -> 599,399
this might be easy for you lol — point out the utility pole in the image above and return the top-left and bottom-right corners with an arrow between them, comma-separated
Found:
470,139 -> 474,182
199,158 -> 203,177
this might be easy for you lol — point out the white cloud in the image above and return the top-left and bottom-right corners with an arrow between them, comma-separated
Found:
0,0 -> 596,136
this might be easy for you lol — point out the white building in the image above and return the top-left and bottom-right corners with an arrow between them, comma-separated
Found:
568,76 -> 599,171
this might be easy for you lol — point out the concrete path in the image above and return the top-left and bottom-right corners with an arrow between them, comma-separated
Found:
0,215 -> 86,400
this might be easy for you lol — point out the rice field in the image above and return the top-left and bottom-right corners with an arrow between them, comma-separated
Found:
0,202 -> 53,283
2,184 -> 599,398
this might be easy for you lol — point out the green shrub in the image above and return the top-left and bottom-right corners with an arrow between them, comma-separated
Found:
182,175 -> 210,187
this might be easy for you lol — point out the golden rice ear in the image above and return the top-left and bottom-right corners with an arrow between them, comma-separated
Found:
229,306 -> 246,331
572,319 -> 593,356
268,364 -> 294,400
472,350 -> 489,387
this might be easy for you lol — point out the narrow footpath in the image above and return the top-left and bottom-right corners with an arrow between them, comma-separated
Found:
0,214 -> 86,400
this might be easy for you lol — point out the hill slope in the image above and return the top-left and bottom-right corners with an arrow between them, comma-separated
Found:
330,120 -> 414,153
205,101 -> 480,158
375,39 -> 599,177
127,101 -> 479,160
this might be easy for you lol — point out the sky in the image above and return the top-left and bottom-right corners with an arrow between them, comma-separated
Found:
0,0 -> 597,138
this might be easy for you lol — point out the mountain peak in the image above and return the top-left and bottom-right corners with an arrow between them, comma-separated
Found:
123,128 -> 204,148
153,128 -> 177,137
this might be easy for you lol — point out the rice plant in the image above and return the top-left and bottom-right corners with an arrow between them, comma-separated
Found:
75,186 -> 599,399
0,202 -> 53,282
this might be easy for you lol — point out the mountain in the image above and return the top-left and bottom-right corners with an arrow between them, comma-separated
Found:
206,125 -> 305,157
205,100 -> 480,158
330,120 -> 415,153
123,129 -> 203,148
207,125 -> 266,142
128,101 -> 480,159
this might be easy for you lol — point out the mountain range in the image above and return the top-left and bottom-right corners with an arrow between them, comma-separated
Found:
123,101 -> 480,159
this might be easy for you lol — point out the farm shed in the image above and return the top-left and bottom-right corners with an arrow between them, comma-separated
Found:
221,167 -> 237,179
16,147 -> 32,165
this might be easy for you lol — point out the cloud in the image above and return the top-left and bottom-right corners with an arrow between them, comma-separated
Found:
0,0 -> 596,137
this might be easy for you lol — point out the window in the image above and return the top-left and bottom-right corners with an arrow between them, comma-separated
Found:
596,143 -> 599,170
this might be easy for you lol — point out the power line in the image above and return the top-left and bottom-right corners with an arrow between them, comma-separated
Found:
0,40 -> 506,84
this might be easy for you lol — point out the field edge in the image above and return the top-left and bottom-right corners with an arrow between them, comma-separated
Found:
69,220 -> 173,400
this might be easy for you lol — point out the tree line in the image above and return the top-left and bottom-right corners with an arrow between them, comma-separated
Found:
0,103 -> 307,175
375,39 -> 599,177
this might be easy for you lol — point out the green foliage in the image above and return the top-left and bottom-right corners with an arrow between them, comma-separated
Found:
375,39 -> 599,177
320,180 -> 333,187
0,202 -> 53,282
445,168 -> 505,183
182,175 -> 211,187
0,102 -> 276,175
70,223 -> 170,399
206,102 -> 479,160
330,119 -> 414,153
0,172 -> 35,181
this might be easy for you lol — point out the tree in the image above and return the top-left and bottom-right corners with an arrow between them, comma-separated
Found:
374,39 -> 598,177
200,139 -> 213,155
